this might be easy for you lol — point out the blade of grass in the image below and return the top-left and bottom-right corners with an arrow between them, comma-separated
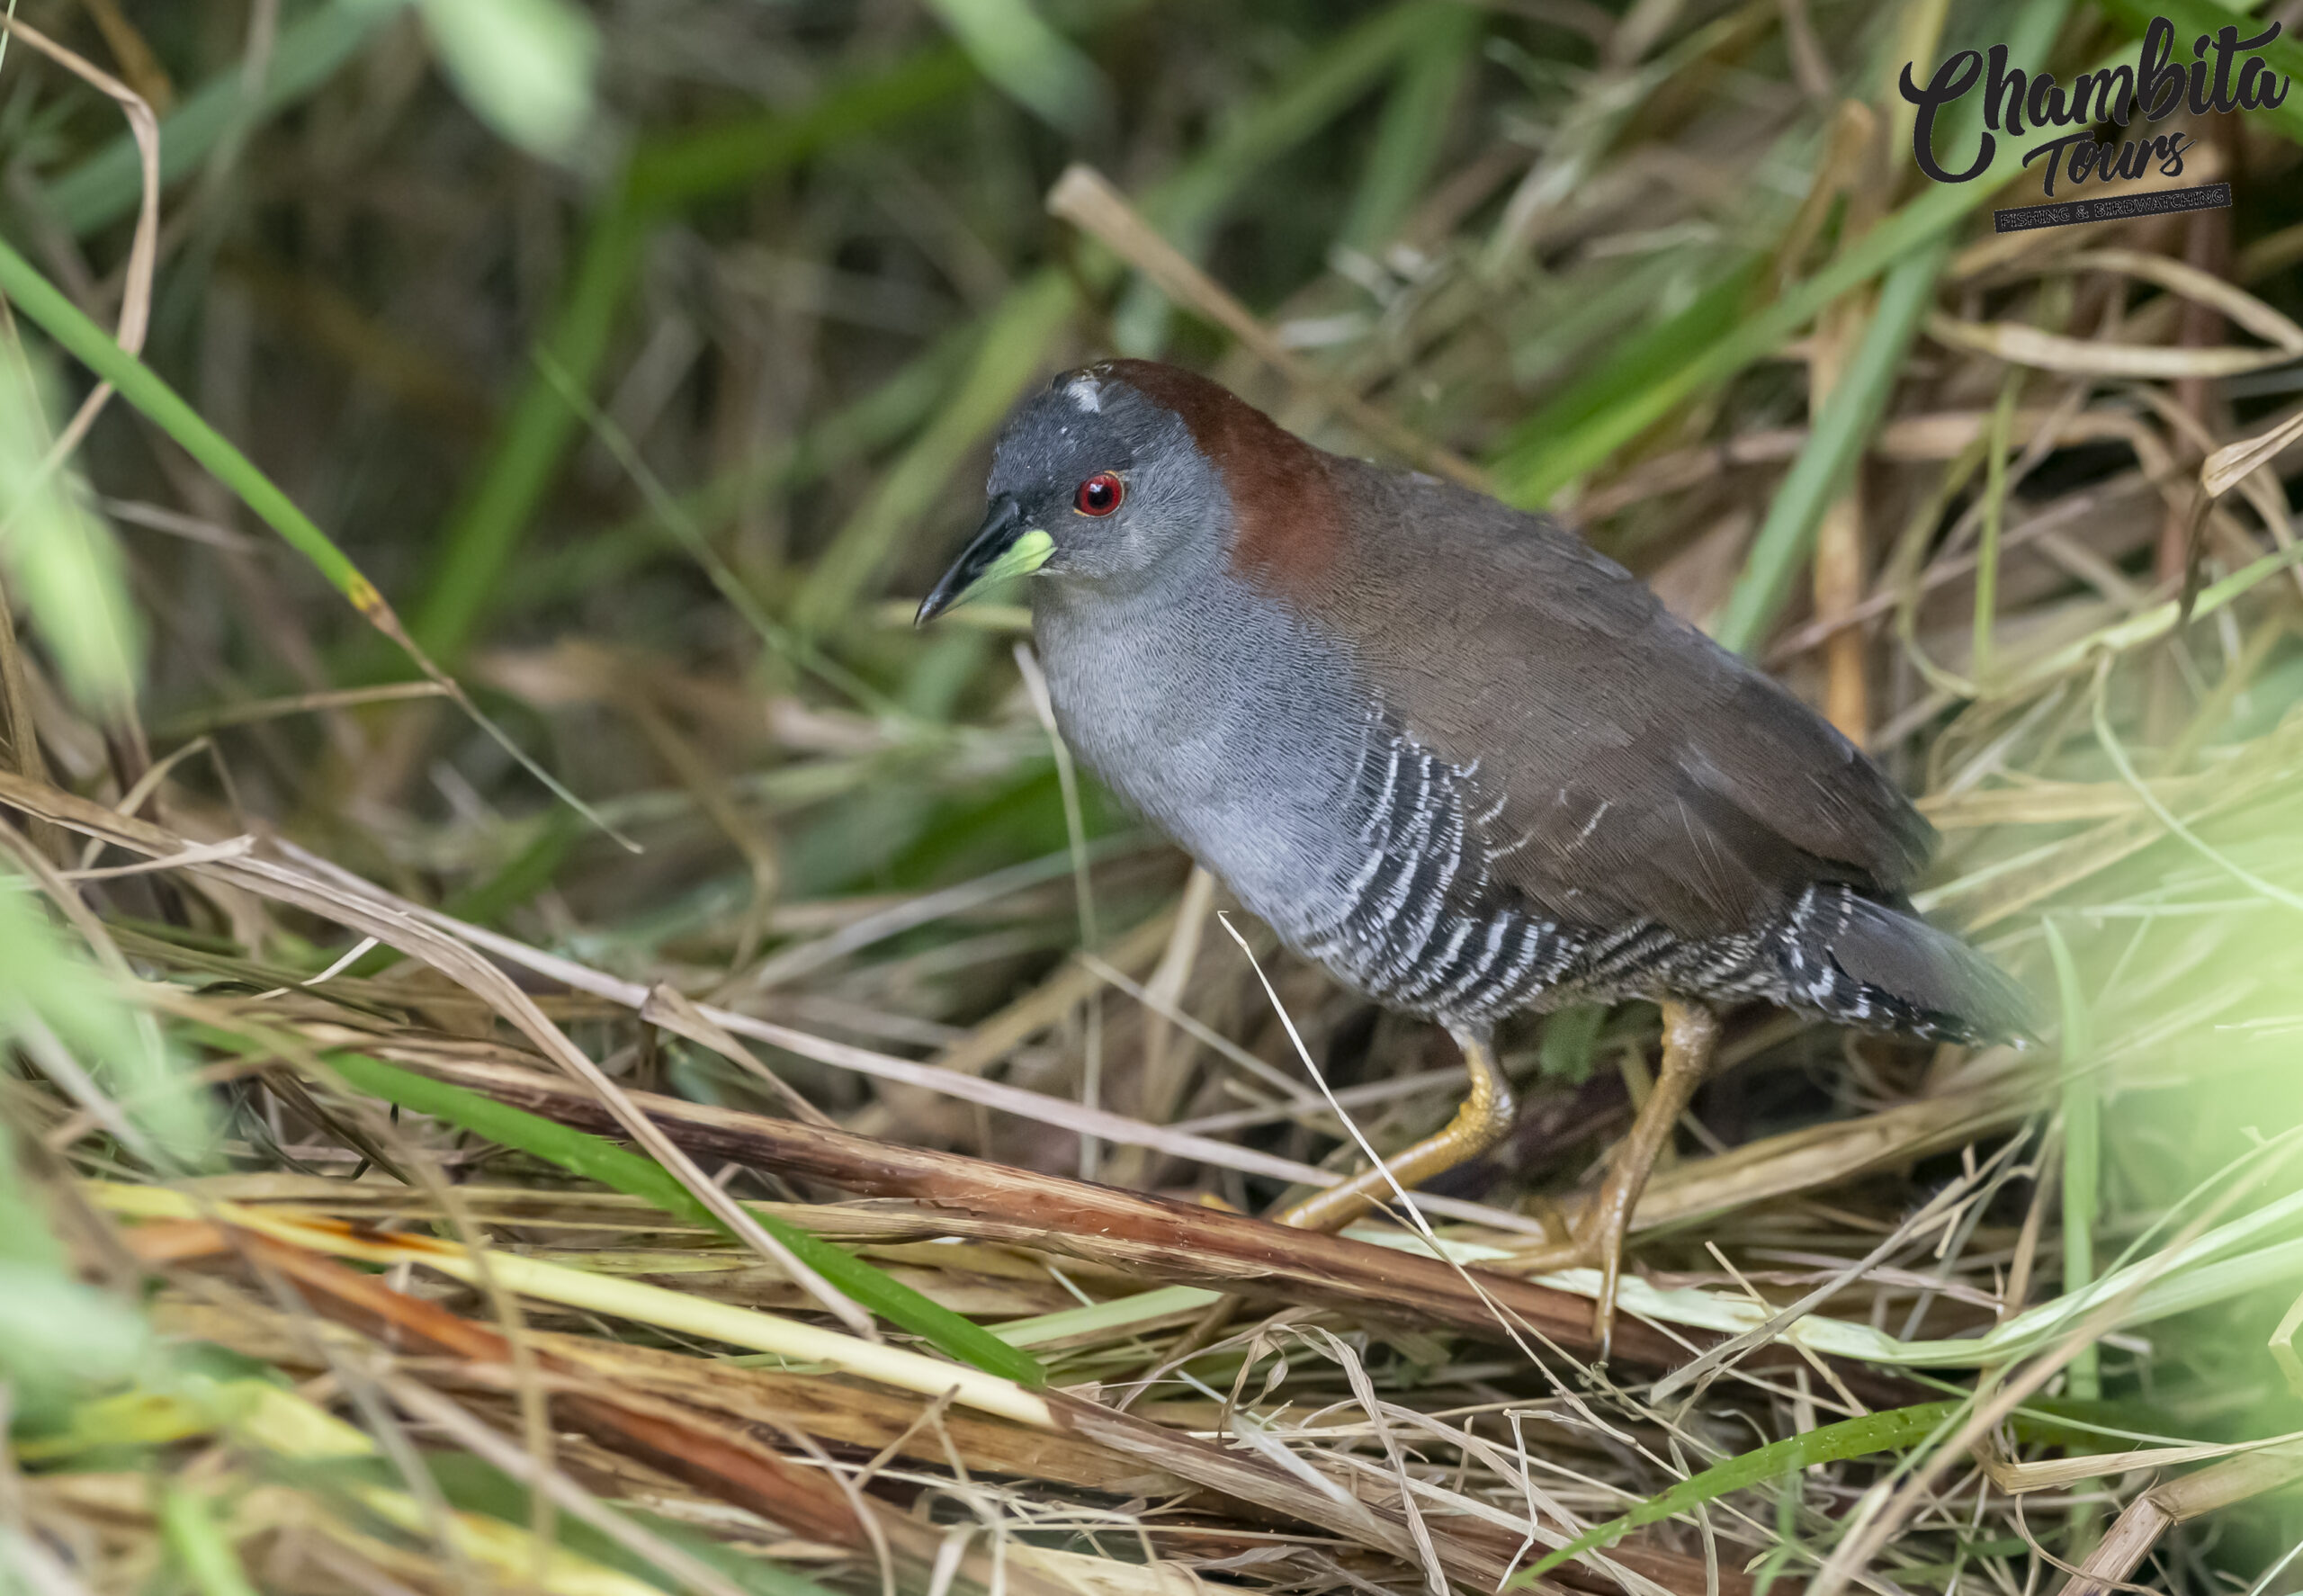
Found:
1710,237 -> 1949,655
2045,918 -> 2100,1403
314,1047 -> 1045,1387
533,351 -> 910,723
621,51 -> 972,210
1143,1 -> 1449,248
1340,4 -> 1482,251
0,1120 -> 148,1430
1515,1402 -> 1969,1583
992,1285 -> 1222,1349
1113,0 -> 1450,353
1011,641 -> 1100,1179
1988,536 -> 2303,701
100,1182 -> 1059,1425
159,1484 -> 261,1596
1486,253 -> 1764,507
418,0 -> 599,162
407,193 -> 649,664
0,236 -> 638,848
506,321 -> 974,620
0,242 -> 358,593
921,0 -> 1107,137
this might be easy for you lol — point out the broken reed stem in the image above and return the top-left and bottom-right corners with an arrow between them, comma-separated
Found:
1808,96 -> 1886,742
1813,292 -> 1873,740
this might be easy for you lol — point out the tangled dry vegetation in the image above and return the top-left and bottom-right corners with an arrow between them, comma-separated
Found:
2,2 -> 2303,1594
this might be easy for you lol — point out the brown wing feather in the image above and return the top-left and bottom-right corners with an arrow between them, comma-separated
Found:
1280,461 -> 1933,938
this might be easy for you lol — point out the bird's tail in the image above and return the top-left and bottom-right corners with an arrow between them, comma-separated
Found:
1775,884 -> 2036,1045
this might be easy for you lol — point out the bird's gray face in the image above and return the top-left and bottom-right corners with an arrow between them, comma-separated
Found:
916,369 -> 1224,624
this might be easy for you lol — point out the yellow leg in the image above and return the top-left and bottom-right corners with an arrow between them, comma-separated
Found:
1163,1026 -> 1514,1367
1577,998 -> 1717,1359
1273,1024 -> 1515,1232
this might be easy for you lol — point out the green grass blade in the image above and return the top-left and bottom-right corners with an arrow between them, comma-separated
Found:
1113,0 -> 1449,351
0,237 -> 379,612
0,347 -> 143,713
1140,0 -> 1448,247
533,352 -> 908,722
623,50 -> 973,210
417,0 -> 599,161
991,1285 -> 1221,1349
1486,254 -> 1763,507
1971,374 -> 2021,682
1341,5 -> 1483,251
1515,1402 -> 1966,1583
408,195 -> 650,662
922,0 -> 1106,136
2045,915 -> 2103,1547
1711,237 -> 1948,655
506,322 -> 972,620
160,1484 -> 262,1596
319,1050 -> 1047,1388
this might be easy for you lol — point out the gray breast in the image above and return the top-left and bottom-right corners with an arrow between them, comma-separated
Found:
1030,578 -> 1579,1027
1031,574 -> 1366,918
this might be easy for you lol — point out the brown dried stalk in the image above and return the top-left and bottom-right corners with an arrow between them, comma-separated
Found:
359,1049 -> 1923,1421
213,1227 -> 1056,1593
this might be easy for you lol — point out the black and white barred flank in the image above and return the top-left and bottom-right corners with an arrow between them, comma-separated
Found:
1281,722 -> 2029,1045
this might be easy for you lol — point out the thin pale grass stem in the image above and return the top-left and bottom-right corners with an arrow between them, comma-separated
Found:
1013,641 -> 1103,1179
94,1183 -> 1057,1429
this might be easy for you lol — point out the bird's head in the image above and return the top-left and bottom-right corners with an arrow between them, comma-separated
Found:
917,360 -> 1328,624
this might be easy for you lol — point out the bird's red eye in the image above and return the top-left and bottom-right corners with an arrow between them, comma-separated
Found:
1075,472 -> 1124,516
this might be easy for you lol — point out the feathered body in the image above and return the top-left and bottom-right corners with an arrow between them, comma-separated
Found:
963,362 -> 2028,1045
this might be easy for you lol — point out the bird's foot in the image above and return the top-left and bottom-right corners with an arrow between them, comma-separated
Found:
1269,1023 -> 1512,1233
1519,999 -> 1722,1364
1508,1208 -> 1635,1363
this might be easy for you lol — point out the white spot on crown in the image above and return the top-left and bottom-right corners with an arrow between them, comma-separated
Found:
1066,375 -> 1103,414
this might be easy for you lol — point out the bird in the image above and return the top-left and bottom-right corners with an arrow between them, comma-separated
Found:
917,359 -> 2031,1349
